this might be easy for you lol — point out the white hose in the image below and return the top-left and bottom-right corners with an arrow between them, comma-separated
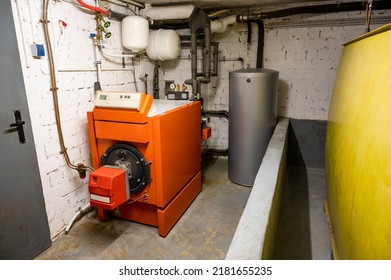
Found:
65,203 -> 92,234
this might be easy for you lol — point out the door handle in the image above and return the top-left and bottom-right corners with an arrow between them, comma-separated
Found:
9,110 -> 26,143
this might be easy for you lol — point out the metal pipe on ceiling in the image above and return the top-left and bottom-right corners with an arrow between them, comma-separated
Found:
266,16 -> 391,29
257,1 -> 391,19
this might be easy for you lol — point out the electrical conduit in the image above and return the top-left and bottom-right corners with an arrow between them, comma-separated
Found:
42,0 -> 95,233
42,0 -> 94,174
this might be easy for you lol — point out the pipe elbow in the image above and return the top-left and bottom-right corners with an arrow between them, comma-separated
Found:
211,15 -> 238,33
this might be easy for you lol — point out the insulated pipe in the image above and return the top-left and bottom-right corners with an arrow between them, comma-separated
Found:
258,1 -> 391,19
150,23 -> 189,30
201,148 -> 229,161
228,1 -> 391,23
197,24 -> 212,82
204,110 -> 229,119
210,15 -> 238,33
255,20 -> 264,68
203,149 -> 228,159
109,10 -> 129,21
180,34 -> 207,49
180,37 -> 219,77
202,23 -> 211,83
246,21 -> 252,46
211,42 -> 219,77
142,4 -> 195,20
186,30 -> 198,96
185,10 -> 212,97
150,1 -> 391,30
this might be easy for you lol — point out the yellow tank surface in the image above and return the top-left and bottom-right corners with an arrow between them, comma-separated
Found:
326,24 -> 391,259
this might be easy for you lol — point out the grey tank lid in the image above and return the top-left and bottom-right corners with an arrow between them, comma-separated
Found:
229,68 -> 279,78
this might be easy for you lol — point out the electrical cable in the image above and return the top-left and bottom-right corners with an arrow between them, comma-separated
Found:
122,193 -> 148,206
365,0 -> 373,32
42,0 -> 94,175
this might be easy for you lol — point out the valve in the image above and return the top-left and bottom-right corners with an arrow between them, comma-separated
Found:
77,163 -> 87,179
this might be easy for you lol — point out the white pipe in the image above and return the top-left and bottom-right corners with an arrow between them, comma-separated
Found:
142,3 -> 194,20
93,37 -> 102,86
13,0 -> 31,68
27,0 -> 37,42
211,15 -> 238,33
65,203 -> 92,234
100,48 -> 136,58
58,68 -> 135,72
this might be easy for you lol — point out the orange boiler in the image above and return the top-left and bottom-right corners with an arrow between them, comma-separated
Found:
87,92 -> 202,237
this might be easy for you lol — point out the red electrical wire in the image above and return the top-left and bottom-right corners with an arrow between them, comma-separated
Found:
77,0 -> 110,16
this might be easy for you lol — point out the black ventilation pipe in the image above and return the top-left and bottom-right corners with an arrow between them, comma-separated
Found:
241,19 -> 264,68
255,20 -> 264,68
203,110 -> 229,119
247,21 -> 252,46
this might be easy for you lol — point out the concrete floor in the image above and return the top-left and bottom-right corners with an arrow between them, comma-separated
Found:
35,158 -> 331,260
35,157 -> 251,260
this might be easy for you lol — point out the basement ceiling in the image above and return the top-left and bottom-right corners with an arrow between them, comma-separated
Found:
136,0 -> 352,10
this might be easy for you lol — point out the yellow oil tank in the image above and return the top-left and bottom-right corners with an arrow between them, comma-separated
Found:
326,23 -> 391,259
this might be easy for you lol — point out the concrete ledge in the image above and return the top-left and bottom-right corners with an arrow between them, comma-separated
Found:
225,117 -> 289,260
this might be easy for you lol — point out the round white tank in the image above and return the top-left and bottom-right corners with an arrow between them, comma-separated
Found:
146,29 -> 181,61
122,16 -> 149,52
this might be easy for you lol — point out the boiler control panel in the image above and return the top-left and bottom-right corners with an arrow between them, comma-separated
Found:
94,91 -> 142,110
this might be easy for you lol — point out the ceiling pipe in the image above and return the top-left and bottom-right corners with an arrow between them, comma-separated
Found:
148,1 -> 391,29
180,36 -> 219,77
142,3 -> 195,20
211,15 -> 238,33
145,1 -> 391,98
257,1 -> 391,19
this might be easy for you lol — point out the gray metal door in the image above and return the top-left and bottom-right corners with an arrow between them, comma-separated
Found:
0,0 -> 51,259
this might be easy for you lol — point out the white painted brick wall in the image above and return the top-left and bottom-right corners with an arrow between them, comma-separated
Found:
10,0 -> 391,240
164,10 -> 391,150
264,10 -> 391,121
11,0 -> 153,238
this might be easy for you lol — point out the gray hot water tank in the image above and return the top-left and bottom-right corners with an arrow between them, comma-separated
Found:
228,68 -> 279,186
